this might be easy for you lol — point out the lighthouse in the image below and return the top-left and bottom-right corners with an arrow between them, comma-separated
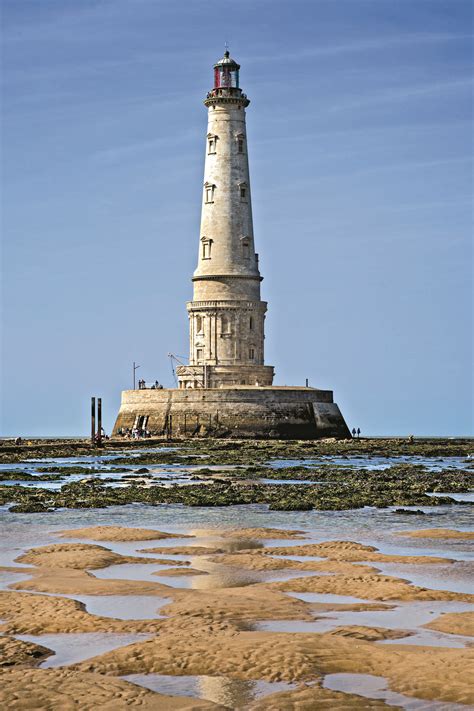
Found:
113,51 -> 351,439
176,51 -> 274,389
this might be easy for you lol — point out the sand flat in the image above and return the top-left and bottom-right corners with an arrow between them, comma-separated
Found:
425,610 -> 474,637
58,525 -> 193,541
15,543 -> 171,570
0,668 -> 222,710
2,524 -> 473,708
397,528 -> 474,540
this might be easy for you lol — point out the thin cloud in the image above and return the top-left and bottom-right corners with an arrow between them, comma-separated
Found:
325,78 -> 473,113
248,33 -> 474,63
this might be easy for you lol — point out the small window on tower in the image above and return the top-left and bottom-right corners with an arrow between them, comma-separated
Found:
196,315 -> 203,333
208,135 -> 217,154
249,316 -> 253,331
240,185 -> 246,200
201,238 -> 212,259
221,314 -> 230,334
238,138 -> 244,153
249,348 -> 255,360
241,238 -> 250,259
196,348 -> 204,362
204,183 -> 215,203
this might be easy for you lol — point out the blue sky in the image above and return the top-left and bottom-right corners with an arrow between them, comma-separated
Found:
1,0 -> 472,436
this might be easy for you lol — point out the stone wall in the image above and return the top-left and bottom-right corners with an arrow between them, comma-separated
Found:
112,386 -> 351,440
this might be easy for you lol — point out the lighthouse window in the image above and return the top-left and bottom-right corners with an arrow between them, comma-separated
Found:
208,136 -> 217,154
241,239 -> 250,259
249,316 -> 253,330
196,348 -> 204,362
196,315 -> 203,334
249,348 -> 255,360
239,185 -> 247,200
204,183 -> 215,203
202,239 -> 212,259
238,138 -> 244,153
221,314 -> 230,334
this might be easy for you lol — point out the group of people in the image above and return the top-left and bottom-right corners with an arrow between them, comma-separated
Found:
117,427 -> 151,440
351,427 -> 361,439
138,380 -> 164,390
94,427 -> 109,444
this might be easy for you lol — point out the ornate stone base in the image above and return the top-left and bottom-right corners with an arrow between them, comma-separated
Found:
176,364 -> 274,389
112,386 -> 351,439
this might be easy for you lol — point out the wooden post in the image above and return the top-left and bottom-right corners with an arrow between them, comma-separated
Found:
91,397 -> 96,444
97,398 -> 102,445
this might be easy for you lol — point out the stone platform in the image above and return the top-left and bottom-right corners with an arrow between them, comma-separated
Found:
112,386 -> 351,439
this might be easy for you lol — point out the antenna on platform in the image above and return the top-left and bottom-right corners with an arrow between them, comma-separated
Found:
168,353 -> 183,388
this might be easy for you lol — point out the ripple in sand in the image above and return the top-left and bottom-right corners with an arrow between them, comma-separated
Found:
323,673 -> 467,710
16,633 -> 152,668
122,673 -> 296,706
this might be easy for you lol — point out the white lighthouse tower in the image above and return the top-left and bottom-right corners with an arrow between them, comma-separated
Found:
177,51 -> 274,390
113,51 -> 351,439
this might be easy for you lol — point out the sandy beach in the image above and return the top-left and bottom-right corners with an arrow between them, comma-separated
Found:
1,521 -> 473,709
1,438 -> 472,708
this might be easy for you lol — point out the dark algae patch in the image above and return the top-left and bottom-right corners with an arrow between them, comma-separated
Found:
1,438 -> 472,513
1,463 -> 472,513
0,471 -> 65,482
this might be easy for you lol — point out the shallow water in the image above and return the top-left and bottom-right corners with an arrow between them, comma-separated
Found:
428,492 -> 474,503
72,595 -> 170,620
256,599 -> 474,648
17,632 -> 151,667
370,560 -> 474,594
92,562 -> 187,583
1,503 -> 472,569
3,448 -> 472,497
323,673 -> 467,710
270,455 -> 471,472
122,673 -> 296,706
152,561 -> 318,590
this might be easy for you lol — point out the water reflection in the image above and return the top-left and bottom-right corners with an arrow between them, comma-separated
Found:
122,673 -> 296,706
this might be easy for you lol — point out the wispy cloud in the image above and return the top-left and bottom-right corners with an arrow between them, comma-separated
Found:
249,33 -> 474,63
325,78 -> 473,113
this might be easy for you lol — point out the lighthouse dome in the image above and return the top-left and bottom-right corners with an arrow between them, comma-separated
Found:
213,50 -> 240,89
214,50 -> 240,69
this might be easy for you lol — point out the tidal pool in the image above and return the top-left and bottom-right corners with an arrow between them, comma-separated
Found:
71,595 -> 170,620
323,673 -> 467,710
122,673 -> 296,706
16,632 -> 152,668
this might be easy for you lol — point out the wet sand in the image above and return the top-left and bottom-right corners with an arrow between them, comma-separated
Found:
1,524 -> 473,709
397,528 -> 474,540
58,525 -> 193,542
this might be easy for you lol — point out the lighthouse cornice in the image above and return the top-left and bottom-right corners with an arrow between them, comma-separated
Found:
204,90 -> 250,109
192,274 -> 263,282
